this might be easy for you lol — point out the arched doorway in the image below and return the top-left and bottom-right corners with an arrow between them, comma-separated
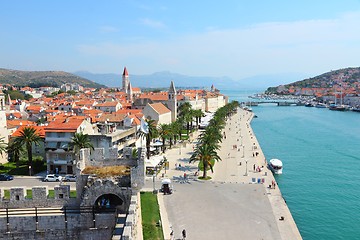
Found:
94,194 -> 124,209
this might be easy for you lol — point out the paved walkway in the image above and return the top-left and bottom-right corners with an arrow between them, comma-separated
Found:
142,108 -> 302,240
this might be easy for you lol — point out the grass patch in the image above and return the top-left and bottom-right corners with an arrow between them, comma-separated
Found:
70,190 -> 77,198
82,165 -> 130,178
0,159 -> 47,175
26,189 -> 32,199
198,159 -> 215,171
3,190 -> 10,200
198,176 -> 212,180
48,190 -> 55,198
140,192 -> 164,240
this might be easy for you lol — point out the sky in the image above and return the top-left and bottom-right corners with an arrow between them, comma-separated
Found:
2,0 -> 360,83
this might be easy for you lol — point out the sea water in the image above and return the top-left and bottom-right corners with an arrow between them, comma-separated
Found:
222,89 -> 360,240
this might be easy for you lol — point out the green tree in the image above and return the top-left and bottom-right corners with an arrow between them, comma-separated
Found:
12,127 -> 43,176
7,139 -> 24,167
190,143 -> 221,178
69,132 -> 94,160
139,119 -> 158,159
157,124 -> 170,153
0,137 -> 7,156
193,109 -> 205,128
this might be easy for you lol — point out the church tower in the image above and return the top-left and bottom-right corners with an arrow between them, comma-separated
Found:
127,80 -> 133,103
0,90 -> 8,163
122,67 -> 130,94
167,81 -> 177,122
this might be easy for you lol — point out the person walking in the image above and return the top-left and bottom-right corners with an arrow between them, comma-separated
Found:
182,229 -> 187,240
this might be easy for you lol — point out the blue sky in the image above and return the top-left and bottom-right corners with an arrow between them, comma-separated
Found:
2,0 -> 360,82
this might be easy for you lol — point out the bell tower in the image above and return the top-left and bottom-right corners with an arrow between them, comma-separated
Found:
168,81 -> 177,122
122,67 -> 129,94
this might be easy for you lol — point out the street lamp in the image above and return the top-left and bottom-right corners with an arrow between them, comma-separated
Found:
152,174 -> 156,193
244,160 -> 248,176
242,145 -> 245,158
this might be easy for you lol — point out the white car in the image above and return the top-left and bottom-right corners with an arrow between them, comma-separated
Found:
64,174 -> 77,182
43,174 -> 62,182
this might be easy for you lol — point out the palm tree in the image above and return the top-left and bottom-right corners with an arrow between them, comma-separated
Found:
69,132 -> 94,160
0,137 -> 7,156
193,109 -> 204,128
157,124 -> 170,153
190,143 -> 221,178
178,102 -> 192,118
138,119 -> 158,159
7,139 -> 24,168
12,127 -> 43,176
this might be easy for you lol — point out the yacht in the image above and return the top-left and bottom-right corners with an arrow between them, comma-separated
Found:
315,103 -> 327,108
269,159 -> 283,174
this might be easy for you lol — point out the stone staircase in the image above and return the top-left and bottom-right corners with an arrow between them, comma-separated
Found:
112,213 -> 127,240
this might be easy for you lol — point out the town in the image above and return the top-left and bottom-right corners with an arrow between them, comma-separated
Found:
0,67 -> 229,239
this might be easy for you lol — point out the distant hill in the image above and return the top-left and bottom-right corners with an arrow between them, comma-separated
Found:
0,68 -> 105,88
73,70 -> 244,89
266,67 -> 360,93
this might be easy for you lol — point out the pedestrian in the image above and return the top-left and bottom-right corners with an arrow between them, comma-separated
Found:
182,229 -> 186,240
253,164 -> 255,172
170,227 -> 174,240
175,163 -> 178,170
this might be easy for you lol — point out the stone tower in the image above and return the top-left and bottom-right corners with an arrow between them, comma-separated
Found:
127,80 -> 133,103
122,67 -> 130,94
0,90 -> 8,163
167,81 -> 177,122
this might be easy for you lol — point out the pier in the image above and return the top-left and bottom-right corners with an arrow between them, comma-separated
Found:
245,101 -> 299,106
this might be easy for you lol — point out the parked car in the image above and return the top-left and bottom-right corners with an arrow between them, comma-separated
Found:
64,175 -> 76,182
0,174 -> 14,181
43,174 -> 62,182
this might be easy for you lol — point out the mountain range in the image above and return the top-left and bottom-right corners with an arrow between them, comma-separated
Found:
0,68 -> 104,88
73,71 -> 305,90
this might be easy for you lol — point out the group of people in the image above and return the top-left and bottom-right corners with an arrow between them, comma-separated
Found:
271,180 -> 277,189
253,164 -> 263,173
170,228 -> 186,240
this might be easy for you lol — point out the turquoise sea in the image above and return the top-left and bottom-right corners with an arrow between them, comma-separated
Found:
221,89 -> 360,240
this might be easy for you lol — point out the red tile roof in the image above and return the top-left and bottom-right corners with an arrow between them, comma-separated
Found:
149,103 -> 171,115
12,126 -> 45,138
45,117 -> 86,133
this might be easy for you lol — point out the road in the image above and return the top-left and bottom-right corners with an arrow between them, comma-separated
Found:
0,177 -> 76,189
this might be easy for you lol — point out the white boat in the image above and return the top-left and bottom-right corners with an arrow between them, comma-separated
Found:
269,159 -> 283,174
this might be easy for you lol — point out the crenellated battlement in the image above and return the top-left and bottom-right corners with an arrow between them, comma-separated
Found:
0,185 -> 76,209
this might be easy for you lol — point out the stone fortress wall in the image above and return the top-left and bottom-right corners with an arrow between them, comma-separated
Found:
0,146 -> 146,240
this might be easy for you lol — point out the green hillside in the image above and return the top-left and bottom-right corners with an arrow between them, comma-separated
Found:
0,68 -> 105,88
266,67 -> 360,94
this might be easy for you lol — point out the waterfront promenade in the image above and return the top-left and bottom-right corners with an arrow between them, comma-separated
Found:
143,108 -> 302,240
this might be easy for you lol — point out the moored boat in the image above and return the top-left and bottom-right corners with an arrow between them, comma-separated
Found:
329,104 -> 346,111
315,103 -> 327,108
269,159 -> 283,174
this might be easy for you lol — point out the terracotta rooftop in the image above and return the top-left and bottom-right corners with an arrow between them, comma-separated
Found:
149,102 -> 171,115
12,126 -> 45,138
45,117 -> 86,132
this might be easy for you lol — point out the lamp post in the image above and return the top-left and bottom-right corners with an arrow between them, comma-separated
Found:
152,174 -> 156,193
244,160 -> 248,176
242,145 -> 245,158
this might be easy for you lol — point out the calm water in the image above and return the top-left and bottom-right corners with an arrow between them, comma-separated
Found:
222,89 -> 360,240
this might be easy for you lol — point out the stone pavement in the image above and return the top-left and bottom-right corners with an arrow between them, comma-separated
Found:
142,108 -> 302,240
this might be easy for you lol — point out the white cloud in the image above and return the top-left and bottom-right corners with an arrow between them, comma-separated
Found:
99,26 -> 119,33
77,11 -> 360,79
139,18 -> 166,29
